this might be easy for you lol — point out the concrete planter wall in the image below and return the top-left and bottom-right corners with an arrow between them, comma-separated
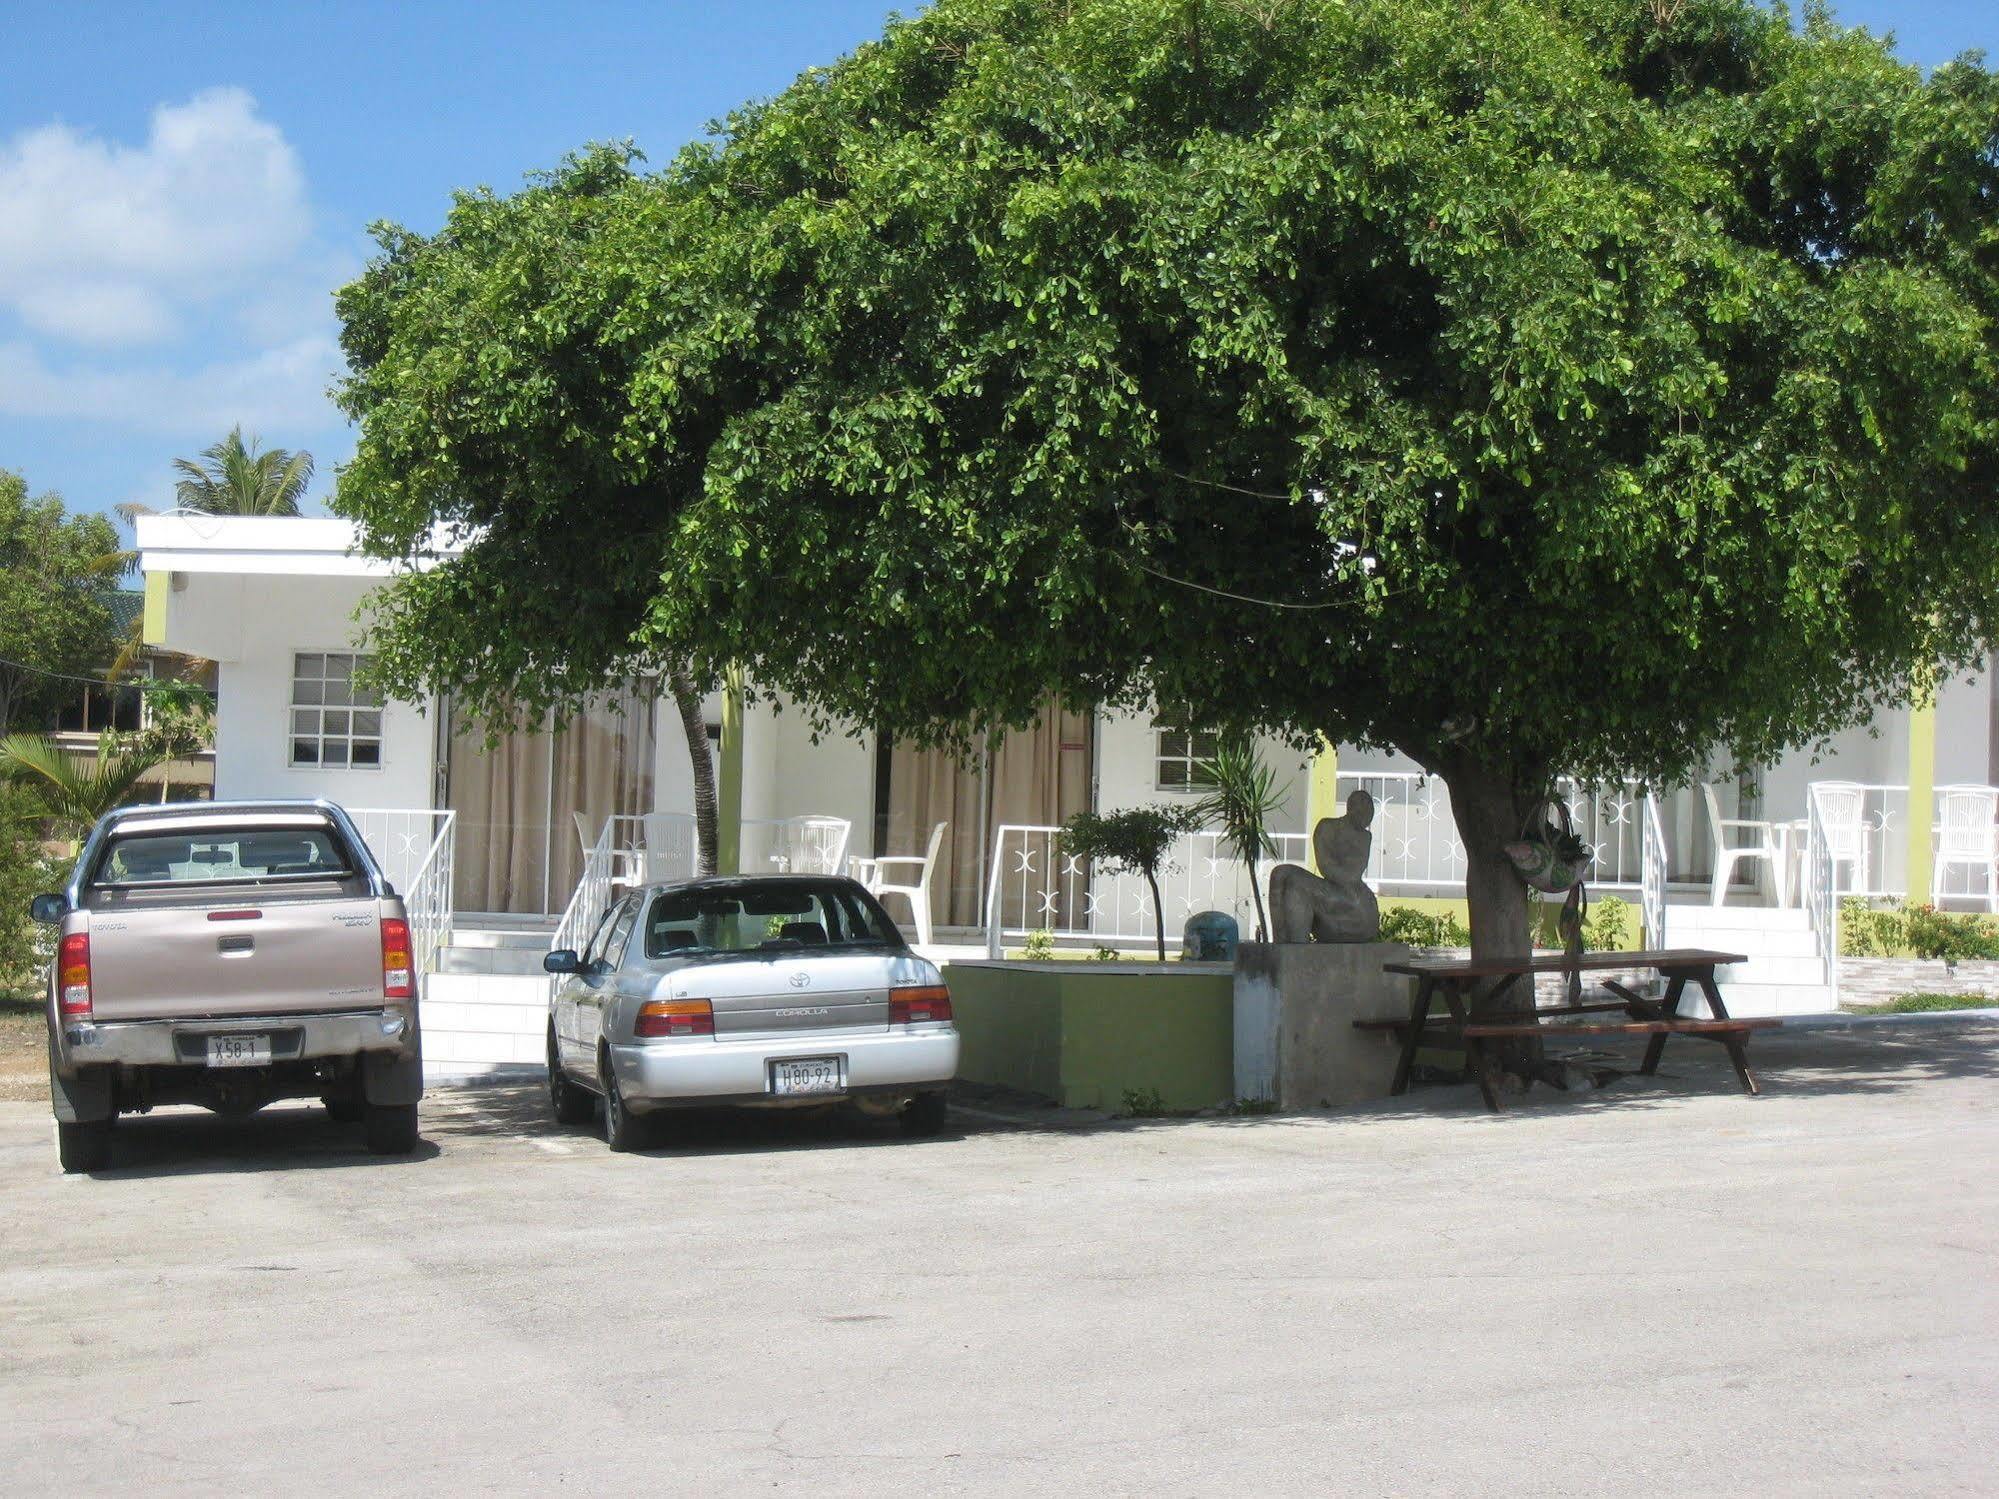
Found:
941,961 -> 1236,1112
1839,957 -> 1999,1008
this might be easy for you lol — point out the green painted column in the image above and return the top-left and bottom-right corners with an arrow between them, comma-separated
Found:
1906,699 -> 1937,905
717,665 -> 745,875
1305,738 -> 1339,872
142,569 -> 169,646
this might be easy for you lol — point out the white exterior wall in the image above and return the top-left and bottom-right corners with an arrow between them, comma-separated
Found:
1933,666 -> 1991,787
767,706 -> 876,858
161,571 -> 437,810
1091,706 -> 1313,832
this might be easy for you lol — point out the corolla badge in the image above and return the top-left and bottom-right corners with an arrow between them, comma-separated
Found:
787,971 -> 812,990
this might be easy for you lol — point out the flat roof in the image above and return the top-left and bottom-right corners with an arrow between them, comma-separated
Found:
135,514 -> 462,579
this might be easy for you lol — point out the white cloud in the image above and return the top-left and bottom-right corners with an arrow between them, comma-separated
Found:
0,335 -> 344,437
0,88 -> 312,347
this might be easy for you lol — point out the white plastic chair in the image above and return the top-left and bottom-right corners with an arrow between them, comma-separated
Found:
638,812 -> 694,883
1932,785 -> 1999,912
1702,783 -> 1784,906
574,811 -> 642,888
1813,781 -> 1870,896
772,816 -> 851,876
861,821 -> 947,947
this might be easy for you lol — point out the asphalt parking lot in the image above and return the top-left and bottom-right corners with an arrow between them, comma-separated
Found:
2,1020 -> 1995,1496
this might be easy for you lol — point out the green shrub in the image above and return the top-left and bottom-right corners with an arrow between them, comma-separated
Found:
1582,896 -> 1631,952
1021,929 -> 1057,961
1840,899 -> 1999,960
1378,904 -> 1471,948
0,784 -> 62,997
1120,1086 -> 1168,1118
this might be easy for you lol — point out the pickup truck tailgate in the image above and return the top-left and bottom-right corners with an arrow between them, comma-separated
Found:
85,899 -> 389,1021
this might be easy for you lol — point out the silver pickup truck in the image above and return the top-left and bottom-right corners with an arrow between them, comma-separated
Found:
31,799 -> 424,1173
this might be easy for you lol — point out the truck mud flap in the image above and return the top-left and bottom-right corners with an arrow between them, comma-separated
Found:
362,1044 -> 423,1106
47,1034 -> 113,1124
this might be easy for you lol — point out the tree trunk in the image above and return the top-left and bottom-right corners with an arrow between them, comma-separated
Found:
1145,867 -> 1168,963
1246,849 -> 1268,943
668,668 -> 718,877
1437,753 -> 1544,1085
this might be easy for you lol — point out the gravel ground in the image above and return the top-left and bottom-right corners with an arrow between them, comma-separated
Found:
0,996 -> 45,1103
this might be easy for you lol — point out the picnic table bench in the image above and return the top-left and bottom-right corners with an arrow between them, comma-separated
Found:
1354,949 -> 1778,1112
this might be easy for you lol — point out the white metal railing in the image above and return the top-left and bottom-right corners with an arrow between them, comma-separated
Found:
349,807 -> 456,975
1641,792 -> 1667,948
1790,781 -> 1999,903
1332,772 -> 1649,894
551,816 -> 618,960
982,825 -> 1309,956
1805,784 -> 1840,1003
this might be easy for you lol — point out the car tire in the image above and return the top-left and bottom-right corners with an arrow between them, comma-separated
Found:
363,1101 -> 420,1155
600,1052 -> 643,1153
548,1026 -> 593,1126
55,1117 -> 111,1174
900,1089 -> 949,1138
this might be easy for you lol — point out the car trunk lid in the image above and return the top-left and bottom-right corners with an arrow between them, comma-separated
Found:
674,950 -> 896,1036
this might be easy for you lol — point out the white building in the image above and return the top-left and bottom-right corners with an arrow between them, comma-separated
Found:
137,513 -> 1999,1044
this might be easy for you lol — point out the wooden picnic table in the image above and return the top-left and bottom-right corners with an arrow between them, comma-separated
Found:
1355,949 -> 1777,1112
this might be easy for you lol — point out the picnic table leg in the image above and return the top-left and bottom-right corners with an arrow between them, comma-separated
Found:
1442,978 -> 1505,1113
1695,970 -> 1763,1096
1390,976 -> 1435,1096
1640,974 -> 1688,1076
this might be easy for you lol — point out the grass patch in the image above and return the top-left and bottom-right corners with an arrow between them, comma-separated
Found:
1846,992 -> 1999,1014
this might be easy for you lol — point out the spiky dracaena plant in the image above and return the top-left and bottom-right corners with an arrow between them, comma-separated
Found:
1191,736 -> 1290,942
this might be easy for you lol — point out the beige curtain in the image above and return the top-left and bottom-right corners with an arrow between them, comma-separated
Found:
547,685 -> 657,900
886,741 -> 987,927
885,698 -> 1095,930
990,702 -> 1095,930
448,686 -> 658,915
449,719 -> 555,915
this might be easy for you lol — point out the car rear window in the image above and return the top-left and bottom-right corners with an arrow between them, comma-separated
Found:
93,828 -> 357,887
644,880 -> 902,958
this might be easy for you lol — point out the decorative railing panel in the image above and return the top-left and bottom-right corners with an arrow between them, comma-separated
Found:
349,807 -> 455,976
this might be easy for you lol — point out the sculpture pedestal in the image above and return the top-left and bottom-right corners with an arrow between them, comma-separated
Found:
1233,941 -> 1415,1110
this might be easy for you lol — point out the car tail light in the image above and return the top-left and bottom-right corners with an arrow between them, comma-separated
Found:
380,917 -> 415,1001
637,999 -> 714,1038
890,984 -> 952,1024
58,932 -> 92,1020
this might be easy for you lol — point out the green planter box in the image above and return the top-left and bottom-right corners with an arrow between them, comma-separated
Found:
942,960 -> 1235,1112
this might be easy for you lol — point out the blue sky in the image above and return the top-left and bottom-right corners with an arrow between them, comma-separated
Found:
1,0 -> 1992,531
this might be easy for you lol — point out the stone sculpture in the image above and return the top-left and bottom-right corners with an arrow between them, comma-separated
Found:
1268,789 -> 1380,943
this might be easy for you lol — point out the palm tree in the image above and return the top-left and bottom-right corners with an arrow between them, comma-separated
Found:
0,733 -> 171,840
170,427 -> 314,516
1192,735 -> 1289,943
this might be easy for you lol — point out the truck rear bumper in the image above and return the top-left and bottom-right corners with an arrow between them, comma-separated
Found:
57,1008 -> 416,1073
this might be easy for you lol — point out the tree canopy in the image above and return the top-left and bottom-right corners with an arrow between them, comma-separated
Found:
172,427 -> 314,517
335,0 -> 1999,957
0,471 -> 122,734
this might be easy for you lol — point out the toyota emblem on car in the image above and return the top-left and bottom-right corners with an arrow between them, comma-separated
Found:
788,971 -> 812,989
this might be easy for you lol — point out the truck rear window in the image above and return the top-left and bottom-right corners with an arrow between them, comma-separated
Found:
93,829 -> 356,887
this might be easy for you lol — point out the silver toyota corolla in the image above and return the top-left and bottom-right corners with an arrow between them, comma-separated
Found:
544,875 -> 959,1150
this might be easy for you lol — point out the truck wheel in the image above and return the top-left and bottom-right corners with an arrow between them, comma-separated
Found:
363,1101 -> 420,1155
900,1090 -> 949,1138
56,1118 -> 112,1174
548,1026 -> 593,1126
599,1053 -> 643,1153
322,1092 -> 363,1124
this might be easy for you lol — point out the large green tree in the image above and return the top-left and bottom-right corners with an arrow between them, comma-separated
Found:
170,426 -> 314,516
337,0 -> 1999,1067
0,471 -> 123,734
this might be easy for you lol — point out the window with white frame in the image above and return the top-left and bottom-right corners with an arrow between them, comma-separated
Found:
289,653 -> 383,768
1153,712 -> 1220,791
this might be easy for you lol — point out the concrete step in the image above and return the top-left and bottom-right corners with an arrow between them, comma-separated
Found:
1697,982 -> 1835,1018
1718,955 -> 1833,988
1665,904 -> 1813,933
445,925 -> 558,951
434,945 -> 554,977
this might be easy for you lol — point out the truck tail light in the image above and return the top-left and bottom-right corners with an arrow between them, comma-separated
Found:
380,917 -> 415,1001
890,984 -> 952,1024
58,932 -> 92,1020
637,999 -> 714,1038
